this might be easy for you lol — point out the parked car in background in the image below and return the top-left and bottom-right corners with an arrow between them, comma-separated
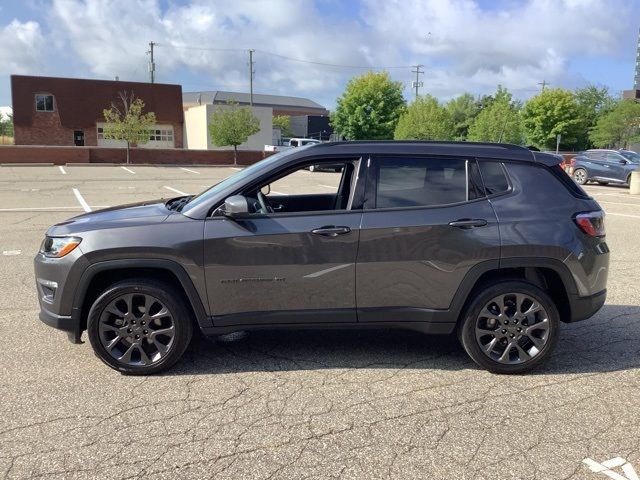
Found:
35,141 -> 609,375
569,149 -> 639,186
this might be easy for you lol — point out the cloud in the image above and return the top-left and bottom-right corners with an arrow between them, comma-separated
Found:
0,19 -> 45,74
5,0 -> 638,108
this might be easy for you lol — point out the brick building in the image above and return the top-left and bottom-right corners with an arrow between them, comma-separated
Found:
11,75 -> 184,148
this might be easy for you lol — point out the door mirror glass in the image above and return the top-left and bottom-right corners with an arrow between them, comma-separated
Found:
221,195 -> 249,217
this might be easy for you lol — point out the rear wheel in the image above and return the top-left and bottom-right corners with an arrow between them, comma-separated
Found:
627,174 -> 632,187
87,279 -> 193,375
458,281 -> 560,374
572,168 -> 588,185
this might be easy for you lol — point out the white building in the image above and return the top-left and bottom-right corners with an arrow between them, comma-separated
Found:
183,104 -> 273,151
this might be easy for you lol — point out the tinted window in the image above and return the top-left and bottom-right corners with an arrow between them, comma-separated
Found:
478,161 -> 510,195
605,153 -> 624,163
375,157 -> 468,208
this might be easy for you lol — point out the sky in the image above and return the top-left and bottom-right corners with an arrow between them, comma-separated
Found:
1,0 -> 639,111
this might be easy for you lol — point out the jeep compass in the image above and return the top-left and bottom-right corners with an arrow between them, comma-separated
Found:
34,142 -> 609,375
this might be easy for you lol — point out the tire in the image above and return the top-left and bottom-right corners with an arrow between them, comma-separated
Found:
572,168 -> 588,185
87,278 -> 193,375
458,280 -> 560,374
627,174 -> 632,187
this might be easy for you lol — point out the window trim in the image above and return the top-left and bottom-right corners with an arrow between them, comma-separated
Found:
365,154 -> 475,211
35,93 -> 55,112
210,155 -> 366,218
475,159 -> 513,199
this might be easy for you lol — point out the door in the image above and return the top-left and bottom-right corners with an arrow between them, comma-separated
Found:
74,130 -> 84,146
604,152 -> 628,182
204,158 -> 364,325
356,155 -> 500,321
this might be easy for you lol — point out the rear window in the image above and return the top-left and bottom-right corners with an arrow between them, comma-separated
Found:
478,161 -> 510,195
375,157 -> 468,208
548,164 -> 591,199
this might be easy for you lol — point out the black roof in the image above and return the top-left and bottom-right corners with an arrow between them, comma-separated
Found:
304,141 -> 560,166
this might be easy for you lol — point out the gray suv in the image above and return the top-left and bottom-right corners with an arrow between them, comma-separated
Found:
34,142 -> 609,375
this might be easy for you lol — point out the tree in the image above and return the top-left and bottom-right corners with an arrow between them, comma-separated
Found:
467,86 -> 523,144
272,115 -> 293,137
574,85 -> 617,149
446,93 -> 480,140
589,99 -> 640,149
208,103 -> 261,165
331,71 -> 406,140
394,95 -> 454,140
103,92 -> 156,164
0,113 -> 13,144
521,88 -> 583,150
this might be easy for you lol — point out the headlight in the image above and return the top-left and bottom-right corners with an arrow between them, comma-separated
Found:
40,236 -> 82,258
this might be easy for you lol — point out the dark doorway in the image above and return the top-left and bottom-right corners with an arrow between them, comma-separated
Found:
74,130 -> 84,146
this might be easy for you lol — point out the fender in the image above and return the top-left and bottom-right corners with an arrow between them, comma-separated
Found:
448,257 -> 579,320
71,258 -> 210,330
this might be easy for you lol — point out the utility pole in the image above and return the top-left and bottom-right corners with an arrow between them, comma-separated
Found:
537,79 -> 549,91
411,64 -> 424,100
248,49 -> 255,106
147,41 -> 156,83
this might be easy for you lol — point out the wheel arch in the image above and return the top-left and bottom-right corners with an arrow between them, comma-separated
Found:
451,258 -> 577,326
72,259 -> 210,334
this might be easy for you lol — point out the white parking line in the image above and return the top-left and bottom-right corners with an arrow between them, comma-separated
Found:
607,212 -> 640,219
599,201 -> 640,208
58,166 -> 67,175
231,167 -> 242,171
318,184 -> 336,189
72,188 -> 91,212
164,185 -> 189,196
270,191 -> 289,196
180,167 -> 200,174
121,166 -> 136,174
0,206 -> 109,212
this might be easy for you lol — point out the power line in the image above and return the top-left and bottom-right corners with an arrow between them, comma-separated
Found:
147,41 -> 156,83
411,64 -> 424,99
156,43 -> 413,70
537,79 -> 549,91
248,49 -> 255,106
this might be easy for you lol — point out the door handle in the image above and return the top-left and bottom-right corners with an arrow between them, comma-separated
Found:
448,219 -> 488,229
272,204 -> 284,211
311,226 -> 351,237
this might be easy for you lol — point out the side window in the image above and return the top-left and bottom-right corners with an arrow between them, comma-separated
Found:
374,157 -> 468,209
478,161 -> 510,196
35,94 -> 54,112
606,153 -> 624,163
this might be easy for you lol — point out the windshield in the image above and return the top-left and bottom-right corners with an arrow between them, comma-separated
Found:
181,148 -> 306,212
620,151 -> 640,163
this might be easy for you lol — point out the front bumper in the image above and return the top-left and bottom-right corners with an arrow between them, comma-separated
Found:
568,289 -> 607,322
34,248 -> 89,344
39,306 -> 83,343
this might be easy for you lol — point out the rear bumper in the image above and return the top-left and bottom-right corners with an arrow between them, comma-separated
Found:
568,289 -> 606,322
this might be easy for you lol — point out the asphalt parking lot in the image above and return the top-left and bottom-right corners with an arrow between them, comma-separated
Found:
1,164 -> 640,480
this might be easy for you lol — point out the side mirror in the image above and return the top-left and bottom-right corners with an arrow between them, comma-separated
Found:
220,195 -> 249,217
620,159 -> 628,165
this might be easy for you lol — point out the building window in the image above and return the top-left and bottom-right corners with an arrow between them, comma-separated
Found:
97,126 -> 104,140
35,94 -> 54,112
149,128 -> 174,142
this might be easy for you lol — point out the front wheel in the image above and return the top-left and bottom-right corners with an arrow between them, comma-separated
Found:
572,168 -> 588,185
87,279 -> 193,375
458,281 -> 560,374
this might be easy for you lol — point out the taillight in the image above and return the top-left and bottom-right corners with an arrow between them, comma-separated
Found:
574,211 -> 605,237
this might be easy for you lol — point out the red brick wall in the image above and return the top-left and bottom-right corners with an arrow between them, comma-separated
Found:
14,111 -> 76,146
0,145 -> 270,165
